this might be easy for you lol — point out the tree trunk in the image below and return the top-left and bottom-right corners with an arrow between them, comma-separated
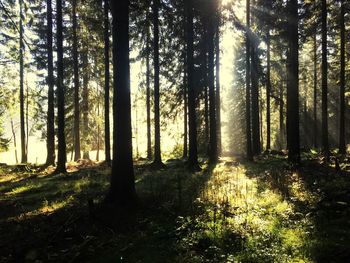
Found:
215,11 -> 221,156
186,0 -> 199,169
152,0 -> 162,165
279,81 -> 284,150
183,61 -> 188,159
82,52 -> 90,159
339,0 -> 346,154
321,0 -> 329,159
104,0 -> 111,164
313,27 -> 318,149
251,44 -> 260,156
146,5 -> 152,160
286,0 -> 300,164
73,0 -> 81,161
266,30 -> 271,151
45,0 -> 55,166
55,0 -> 67,173
11,118 -> 18,164
208,4 -> 217,164
108,0 -> 136,204
245,0 -> 253,160
19,0 -> 26,163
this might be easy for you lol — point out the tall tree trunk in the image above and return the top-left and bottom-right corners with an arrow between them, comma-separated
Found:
46,0 -> 55,166
266,30 -> 271,151
215,11 -> 222,156
245,0 -> 253,160
104,0 -> 111,164
82,52 -> 90,159
72,0 -> 81,161
146,5 -> 152,160
19,0 -> 26,163
152,0 -> 162,165
55,0 -> 67,173
279,81 -> 284,150
339,0 -> 346,154
251,44 -> 260,155
321,0 -> 329,159
208,4 -> 217,164
286,0 -> 300,164
96,87 -> 100,162
183,62 -> 188,159
313,28 -> 318,149
186,0 -> 199,170
108,0 -> 136,204
11,119 -> 18,164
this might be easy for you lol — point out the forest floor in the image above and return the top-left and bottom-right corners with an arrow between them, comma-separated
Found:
0,154 -> 350,263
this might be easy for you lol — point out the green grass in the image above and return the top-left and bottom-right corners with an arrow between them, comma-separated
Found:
0,155 -> 349,262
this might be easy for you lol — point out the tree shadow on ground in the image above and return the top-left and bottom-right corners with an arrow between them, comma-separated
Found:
241,154 -> 350,263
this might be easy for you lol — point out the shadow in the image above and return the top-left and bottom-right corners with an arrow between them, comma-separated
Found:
241,154 -> 350,262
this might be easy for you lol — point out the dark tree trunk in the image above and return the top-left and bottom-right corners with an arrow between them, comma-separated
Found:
339,0 -> 346,154
266,30 -> 271,151
208,5 -> 218,164
204,41 -> 209,145
104,0 -> 111,164
186,0 -> 199,169
321,0 -> 329,159
82,52 -> 90,159
215,12 -> 221,156
108,0 -> 136,204
55,0 -> 67,173
313,28 -> 318,149
245,0 -> 253,160
146,5 -> 152,160
72,0 -> 81,161
152,0 -> 162,165
45,0 -> 55,166
286,0 -> 300,164
19,0 -> 26,163
183,62 -> 188,159
279,81 -> 284,150
251,44 -> 260,156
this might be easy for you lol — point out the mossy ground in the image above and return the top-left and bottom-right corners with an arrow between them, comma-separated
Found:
0,154 -> 349,262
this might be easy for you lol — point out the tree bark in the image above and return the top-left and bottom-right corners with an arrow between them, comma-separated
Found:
146,4 -> 152,160
339,0 -> 346,154
186,0 -> 199,169
313,27 -> 318,149
245,0 -> 253,160
215,11 -> 221,155
82,51 -> 90,159
19,0 -> 26,163
152,0 -> 162,165
286,0 -> 300,164
72,0 -> 81,161
45,0 -> 55,166
321,0 -> 329,159
251,44 -> 260,155
208,3 -> 217,164
55,0 -> 67,173
104,0 -> 111,164
266,30 -> 271,151
108,0 -> 136,204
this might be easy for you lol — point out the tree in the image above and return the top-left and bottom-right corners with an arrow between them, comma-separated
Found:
265,26 -> 271,151
72,0 -> 81,161
245,0 -> 253,161
152,0 -> 163,166
104,0 -> 111,164
19,0 -> 26,163
321,0 -> 329,159
45,0 -> 55,166
55,0 -> 67,173
286,0 -> 300,164
186,0 -> 200,170
208,0 -> 217,163
338,0 -> 346,154
146,1 -> 152,160
215,4 -> 222,155
108,0 -> 136,204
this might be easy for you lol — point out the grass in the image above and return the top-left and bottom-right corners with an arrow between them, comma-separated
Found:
0,154 -> 349,262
